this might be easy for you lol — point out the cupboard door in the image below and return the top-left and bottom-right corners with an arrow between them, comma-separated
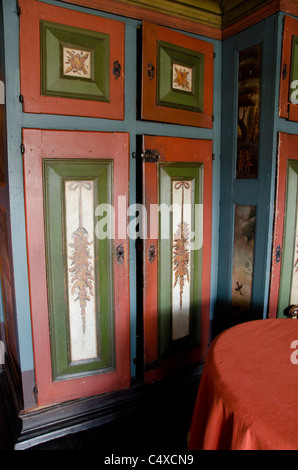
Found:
23,129 -> 130,406
19,0 -> 125,119
269,133 -> 298,318
142,136 -> 212,383
279,16 -> 298,122
141,22 -> 214,128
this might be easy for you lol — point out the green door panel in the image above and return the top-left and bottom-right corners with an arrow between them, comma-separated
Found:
44,159 -> 115,380
158,163 -> 203,357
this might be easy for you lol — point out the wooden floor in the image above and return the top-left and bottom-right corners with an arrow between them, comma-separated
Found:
0,374 -> 199,451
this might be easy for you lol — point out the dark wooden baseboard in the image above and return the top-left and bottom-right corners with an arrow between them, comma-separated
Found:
14,363 -> 204,450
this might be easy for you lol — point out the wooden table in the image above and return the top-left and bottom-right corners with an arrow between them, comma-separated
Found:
189,319 -> 298,450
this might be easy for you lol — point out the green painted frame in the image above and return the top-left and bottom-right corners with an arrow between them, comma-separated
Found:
158,164 -> 203,357
40,21 -> 110,102
44,160 -> 114,380
157,41 -> 204,113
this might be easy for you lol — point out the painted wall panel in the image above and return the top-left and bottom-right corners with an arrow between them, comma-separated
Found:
217,14 -> 278,333
23,129 -> 130,406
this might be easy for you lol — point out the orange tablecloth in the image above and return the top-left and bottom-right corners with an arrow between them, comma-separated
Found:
188,319 -> 298,450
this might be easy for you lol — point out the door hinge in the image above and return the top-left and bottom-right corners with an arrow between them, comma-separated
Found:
20,143 -> 25,154
19,94 -> 24,104
16,3 -> 21,16
141,149 -> 160,163
282,63 -> 287,80
112,60 -> 121,79
147,63 -> 155,80
275,244 -> 281,263
115,244 -> 124,264
148,243 -> 156,263
33,386 -> 38,401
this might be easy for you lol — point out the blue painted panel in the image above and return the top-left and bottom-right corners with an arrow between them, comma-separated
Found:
217,14 -> 279,332
2,0 -> 34,372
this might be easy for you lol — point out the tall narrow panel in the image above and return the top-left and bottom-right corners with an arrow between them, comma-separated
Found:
269,134 -> 298,318
172,180 -> 192,341
159,165 -> 202,357
65,181 -> 97,362
276,160 -> 298,317
290,201 -> 298,305
23,129 -> 130,405
143,136 -> 212,384
44,161 -> 114,380
231,205 -> 256,315
236,44 -> 261,179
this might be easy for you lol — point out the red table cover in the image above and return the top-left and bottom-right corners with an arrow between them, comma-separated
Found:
188,319 -> 298,450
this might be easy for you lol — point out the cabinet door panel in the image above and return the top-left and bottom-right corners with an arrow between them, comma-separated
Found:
269,133 -> 298,317
23,129 -> 130,406
141,22 -> 214,128
279,16 -> 298,121
19,0 -> 125,119
142,136 -> 212,383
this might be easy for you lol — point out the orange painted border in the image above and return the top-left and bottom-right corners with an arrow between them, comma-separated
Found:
268,133 -> 298,318
19,0 -> 125,120
141,22 -> 214,129
143,136 -> 213,384
23,129 -> 130,407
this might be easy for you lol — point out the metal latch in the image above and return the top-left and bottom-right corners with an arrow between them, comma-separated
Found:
141,149 -> 160,163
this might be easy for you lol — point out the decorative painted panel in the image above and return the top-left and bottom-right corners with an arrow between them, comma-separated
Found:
269,133 -> 298,318
237,45 -> 261,179
23,129 -> 130,406
158,167 -> 202,358
279,16 -> 298,122
44,162 -> 114,380
142,136 -> 212,384
157,40 -> 204,114
19,0 -> 124,119
172,179 -> 193,341
141,22 -> 214,128
231,205 -> 256,317
40,21 -> 110,103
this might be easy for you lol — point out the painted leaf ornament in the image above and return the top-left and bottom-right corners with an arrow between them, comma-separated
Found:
69,227 -> 94,334
173,67 -> 191,90
68,181 -> 94,334
64,49 -> 90,76
173,222 -> 190,310
173,181 -> 191,310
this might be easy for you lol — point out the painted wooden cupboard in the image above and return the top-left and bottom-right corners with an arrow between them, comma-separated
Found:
0,0 -> 298,448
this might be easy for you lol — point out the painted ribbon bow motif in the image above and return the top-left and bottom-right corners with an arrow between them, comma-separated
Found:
68,181 -> 94,334
173,181 -> 190,310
